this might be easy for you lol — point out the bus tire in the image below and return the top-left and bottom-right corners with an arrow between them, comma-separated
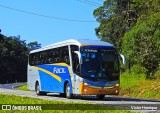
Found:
96,94 -> 105,100
60,93 -> 65,97
65,83 -> 72,99
35,82 -> 47,95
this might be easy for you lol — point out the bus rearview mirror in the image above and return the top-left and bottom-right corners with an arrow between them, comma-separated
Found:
74,51 -> 82,64
120,54 -> 126,65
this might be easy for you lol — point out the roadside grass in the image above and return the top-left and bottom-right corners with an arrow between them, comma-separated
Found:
0,93 -> 133,113
17,84 -> 28,91
120,72 -> 160,99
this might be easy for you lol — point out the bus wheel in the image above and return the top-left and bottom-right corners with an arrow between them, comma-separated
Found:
35,82 -> 46,95
65,83 -> 72,99
97,94 -> 105,100
60,93 -> 65,97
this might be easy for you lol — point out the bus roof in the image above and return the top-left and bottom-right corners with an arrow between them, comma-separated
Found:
30,39 -> 114,53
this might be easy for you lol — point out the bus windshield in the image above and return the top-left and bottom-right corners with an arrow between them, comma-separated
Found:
80,47 -> 119,81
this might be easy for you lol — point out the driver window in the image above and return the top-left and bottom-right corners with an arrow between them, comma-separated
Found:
70,45 -> 79,73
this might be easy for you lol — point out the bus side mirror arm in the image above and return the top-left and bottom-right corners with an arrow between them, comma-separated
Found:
119,54 -> 126,65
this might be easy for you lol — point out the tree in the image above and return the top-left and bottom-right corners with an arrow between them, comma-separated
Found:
0,35 -> 28,83
93,0 -> 133,50
122,12 -> 160,78
27,41 -> 41,51
0,30 -> 42,83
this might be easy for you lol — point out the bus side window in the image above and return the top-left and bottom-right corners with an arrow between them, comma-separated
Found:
44,51 -> 49,64
48,50 -> 53,63
35,52 -> 40,65
52,49 -> 56,63
30,52 -> 38,65
43,51 -> 48,64
39,52 -> 43,64
29,53 -> 35,66
70,45 -> 79,73
54,48 -> 60,63
60,46 -> 70,65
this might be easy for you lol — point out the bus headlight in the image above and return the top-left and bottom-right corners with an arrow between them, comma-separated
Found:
116,84 -> 119,87
84,82 -> 88,85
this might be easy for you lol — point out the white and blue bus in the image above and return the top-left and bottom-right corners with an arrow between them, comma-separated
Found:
27,39 -> 125,99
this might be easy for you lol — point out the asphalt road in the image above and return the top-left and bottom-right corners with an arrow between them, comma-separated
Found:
0,82 -> 26,89
0,83 -> 160,112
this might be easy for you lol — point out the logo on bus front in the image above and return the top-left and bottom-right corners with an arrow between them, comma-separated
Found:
53,67 -> 66,74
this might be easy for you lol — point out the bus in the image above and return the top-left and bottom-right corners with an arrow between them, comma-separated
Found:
27,39 -> 125,99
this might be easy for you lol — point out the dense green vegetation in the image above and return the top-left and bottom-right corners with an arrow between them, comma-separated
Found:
0,93 -> 134,113
0,32 -> 41,84
122,12 -> 160,78
93,0 -> 160,79
120,71 -> 160,99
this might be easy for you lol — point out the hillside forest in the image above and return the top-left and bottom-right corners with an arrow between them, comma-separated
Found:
0,33 -> 41,83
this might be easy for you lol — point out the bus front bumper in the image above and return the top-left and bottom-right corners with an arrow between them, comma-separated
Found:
80,83 -> 119,95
